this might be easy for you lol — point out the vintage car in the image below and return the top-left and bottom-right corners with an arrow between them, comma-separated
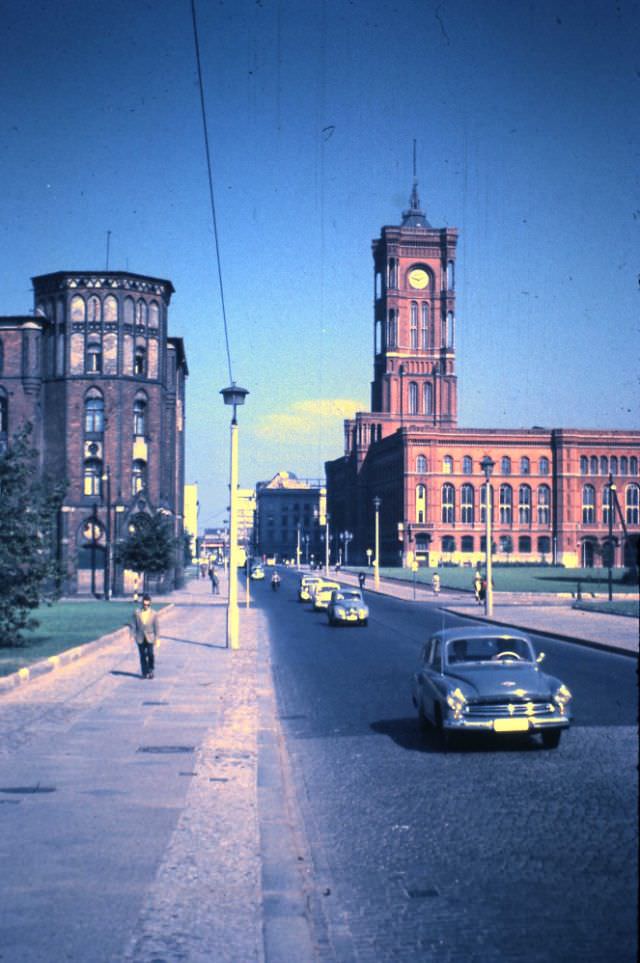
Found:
250,564 -> 265,580
411,627 -> 572,749
298,575 -> 323,602
312,580 -> 341,611
327,588 -> 369,626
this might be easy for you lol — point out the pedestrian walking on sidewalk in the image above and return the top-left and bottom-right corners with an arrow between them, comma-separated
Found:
130,593 -> 159,679
432,572 -> 441,595
209,568 -> 219,594
473,570 -> 483,604
358,571 -> 366,590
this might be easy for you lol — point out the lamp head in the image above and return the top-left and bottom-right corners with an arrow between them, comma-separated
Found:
220,383 -> 249,409
480,455 -> 495,480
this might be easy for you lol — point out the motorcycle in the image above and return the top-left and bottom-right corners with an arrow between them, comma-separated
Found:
271,574 -> 281,591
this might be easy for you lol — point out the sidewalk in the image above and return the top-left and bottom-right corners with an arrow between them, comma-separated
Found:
335,569 -> 638,657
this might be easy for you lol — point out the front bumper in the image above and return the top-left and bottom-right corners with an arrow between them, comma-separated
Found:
444,704 -> 571,734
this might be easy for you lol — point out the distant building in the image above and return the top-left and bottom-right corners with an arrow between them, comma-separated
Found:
236,487 -> 256,555
326,178 -> 639,569
183,483 -> 199,562
0,270 -> 188,594
255,472 -> 324,563
201,527 -> 227,561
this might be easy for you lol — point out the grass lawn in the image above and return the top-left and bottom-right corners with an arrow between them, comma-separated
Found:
0,600 -> 168,678
353,565 -> 639,596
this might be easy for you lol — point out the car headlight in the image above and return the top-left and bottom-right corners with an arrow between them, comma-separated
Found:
446,687 -> 467,718
553,684 -> 572,710
335,607 -> 346,618
358,609 -> 367,618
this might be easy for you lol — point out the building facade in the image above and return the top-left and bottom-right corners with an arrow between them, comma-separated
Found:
0,270 -> 188,594
326,181 -> 640,570
255,472 -> 324,563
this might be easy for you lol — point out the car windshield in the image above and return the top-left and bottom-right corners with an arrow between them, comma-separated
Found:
445,637 -> 533,664
335,591 -> 362,602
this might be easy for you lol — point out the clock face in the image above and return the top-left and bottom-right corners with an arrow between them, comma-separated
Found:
408,268 -> 429,290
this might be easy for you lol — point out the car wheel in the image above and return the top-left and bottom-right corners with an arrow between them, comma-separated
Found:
435,705 -> 453,750
541,728 -> 562,749
417,697 -> 431,731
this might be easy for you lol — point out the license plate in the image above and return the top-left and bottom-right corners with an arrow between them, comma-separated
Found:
493,718 -> 530,733
347,613 -> 357,620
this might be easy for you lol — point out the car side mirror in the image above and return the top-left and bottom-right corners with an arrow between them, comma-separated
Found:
536,652 -> 546,664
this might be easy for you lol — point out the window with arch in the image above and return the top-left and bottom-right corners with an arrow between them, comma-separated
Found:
70,295 -> 86,323
480,485 -> 494,524
104,295 -> 118,322
499,484 -> 513,524
408,381 -> 418,415
599,456 -> 608,475
631,457 -> 638,476
442,535 -> 455,554
520,456 -> 530,474
443,455 -> 453,474
124,297 -> 135,324
518,535 -> 532,553
442,483 -> 455,523
462,455 -> 473,475
86,341 -> 102,373
375,319 -> 383,355
446,260 -> 455,290
134,344 -> 146,376
84,393 -> 104,433
620,456 -> 628,475
87,296 -> 101,323
538,535 -> 551,555
133,397 -> 146,437
416,484 -> 426,523
410,302 -> 418,349
423,382 -> 433,415
501,456 -> 511,475
539,456 -> 550,475
416,454 -> 427,473
83,458 -> 102,496
461,484 -> 474,524
518,484 -> 532,524
580,456 -> 588,475
387,258 -> 397,289
445,311 -> 454,348
626,485 -> 639,525
537,485 -> 551,525
149,301 -> 160,326
132,459 -> 147,495
582,484 -> 596,524
386,310 -> 397,348
461,535 -> 474,553
421,303 -> 429,348
602,486 -> 612,526
610,456 -> 618,476
136,299 -> 148,325
590,456 -> 598,475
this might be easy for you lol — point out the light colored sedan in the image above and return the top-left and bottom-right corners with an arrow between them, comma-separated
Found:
327,588 -> 369,626
311,580 -> 341,611
298,575 -> 323,602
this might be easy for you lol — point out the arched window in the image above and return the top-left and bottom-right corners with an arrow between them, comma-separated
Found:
132,459 -> 147,495
501,456 -> 511,475
136,299 -> 148,325
445,311 -> 454,348
387,310 -> 397,348
626,485 -> 640,525
620,456 -> 628,475
442,535 -> 455,554
461,484 -> 474,524
519,484 -> 532,524
387,258 -> 397,289
83,458 -> 102,496
133,397 -> 146,437
443,455 -> 453,474
84,394 -> 104,433
375,319 -> 382,355
86,342 -> 102,373
499,484 -> 513,524
610,456 -> 618,476
416,454 -> 427,473
461,535 -> 474,553
480,485 -> 494,524
580,456 -> 588,475
134,345 -> 146,376
423,382 -> 433,415
538,536 -> 551,556
590,456 -> 598,475
462,455 -> 473,475
124,297 -> 135,324
70,295 -> 86,322
442,483 -> 455,524
149,301 -> 160,327
104,295 -> 118,322
520,457 -> 530,474
87,296 -> 101,323
537,485 -> 551,525
518,535 -> 532,553
599,456 -> 608,475
416,484 -> 426,523
447,260 -> 455,290
410,302 -> 418,349
408,382 -> 418,414
602,486 -> 612,526
631,457 -> 638,476
539,456 -> 550,475
421,303 -> 429,348
582,485 -> 596,524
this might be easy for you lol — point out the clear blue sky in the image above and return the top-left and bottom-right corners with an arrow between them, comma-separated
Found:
2,0 -> 638,528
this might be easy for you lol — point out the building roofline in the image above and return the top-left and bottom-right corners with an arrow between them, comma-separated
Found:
31,270 -> 175,293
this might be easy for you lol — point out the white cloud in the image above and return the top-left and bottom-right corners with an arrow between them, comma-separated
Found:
252,398 -> 365,440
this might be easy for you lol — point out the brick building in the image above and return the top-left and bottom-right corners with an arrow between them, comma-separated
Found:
326,180 -> 640,570
0,270 -> 188,594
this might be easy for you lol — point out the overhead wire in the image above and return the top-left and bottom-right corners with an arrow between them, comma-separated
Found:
190,0 -> 234,384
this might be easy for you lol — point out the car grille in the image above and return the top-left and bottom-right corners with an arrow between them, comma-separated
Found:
468,701 -> 555,718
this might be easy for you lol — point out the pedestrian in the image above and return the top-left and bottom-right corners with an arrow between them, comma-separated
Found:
479,577 -> 487,603
209,568 -> 219,594
473,570 -> 483,604
358,571 -> 366,590
432,572 -> 441,595
130,593 -> 159,679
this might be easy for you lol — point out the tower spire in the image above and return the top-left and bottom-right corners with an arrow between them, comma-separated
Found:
402,139 -> 430,228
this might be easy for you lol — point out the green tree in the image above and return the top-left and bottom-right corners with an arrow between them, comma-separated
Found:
0,425 -> 66,647
116,511 -> 178,587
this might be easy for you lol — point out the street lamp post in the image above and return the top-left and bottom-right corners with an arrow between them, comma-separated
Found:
480,456 -> 495,616
102,467 -> 112,601
373,496 -> 381,589
296,524 -> 302,570
221,383 -> 249,650
607,472 -> 616,603
340,530 -> 353,566
324,513 -> 330,576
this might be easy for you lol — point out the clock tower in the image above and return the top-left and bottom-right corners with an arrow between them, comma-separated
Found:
371,171 -> 458,427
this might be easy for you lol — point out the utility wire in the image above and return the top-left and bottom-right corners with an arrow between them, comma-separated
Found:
190,0 -> 234,384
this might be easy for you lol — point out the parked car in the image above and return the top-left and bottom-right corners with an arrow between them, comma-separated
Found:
298,575 -> 323,602
312,580 -> 341,611
250,565 -> 265,580
411,627 -> 572,749
327,588 -> 369,626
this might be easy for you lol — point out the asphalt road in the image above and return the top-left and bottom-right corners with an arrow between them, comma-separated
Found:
255,570 -> 638,962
